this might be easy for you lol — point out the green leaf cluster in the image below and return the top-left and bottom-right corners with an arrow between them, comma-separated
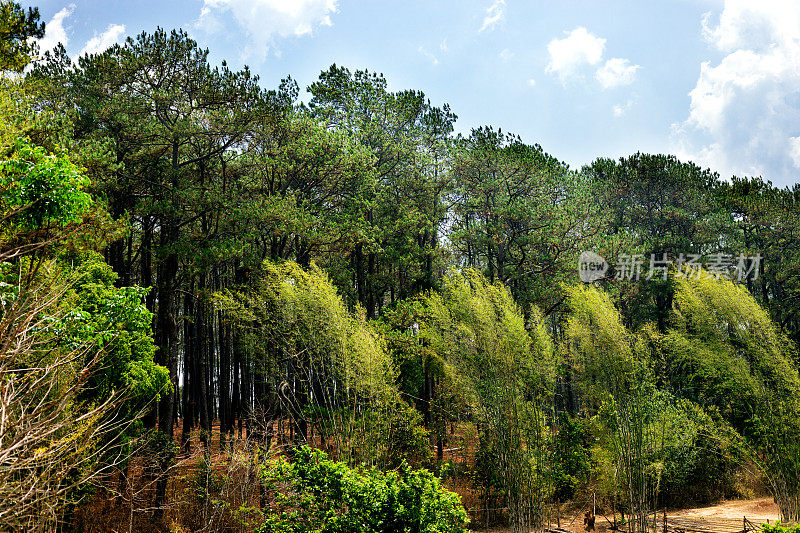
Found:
258,446 -> 468,533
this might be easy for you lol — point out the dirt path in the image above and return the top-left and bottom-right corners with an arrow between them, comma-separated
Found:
476,497 -> 781,533
670,497 -> 779,522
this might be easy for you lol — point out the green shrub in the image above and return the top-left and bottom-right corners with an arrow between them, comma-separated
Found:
763,522 -> 800,533
258,446 -> 468,533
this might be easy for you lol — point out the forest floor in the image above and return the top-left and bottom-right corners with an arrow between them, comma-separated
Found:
76,421 -> 782,532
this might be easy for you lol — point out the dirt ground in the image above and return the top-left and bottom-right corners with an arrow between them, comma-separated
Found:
478,497 -> 781,533
670,497 -> 780,521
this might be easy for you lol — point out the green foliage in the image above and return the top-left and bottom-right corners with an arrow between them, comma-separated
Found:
566,284 -> 674,530
191,454 -> 225,505
308,64 -> 455,315
567,276 -> 800,518
585,153 -> 729,333
565,283 -> 642,403
450,127 -> 604,316
387,269 -> 555,529
13,14 -> 800,527
655,401 -> 742,505
586,153 -> 725,258
257,446 -> 468,533
385,404 -> 434,469
661,273 -> 800,519
0,1 -> 44,72
421,269 -> 544,404
763,523 -> 800,533
217,260 -> 406,465
551,414 -> 592,501
236,107 -> 375,271
656,273 -> 800,432
0,61 -> 169,526
57,252 -> 169,408
0,137 -> 92,230
716,176 -> 800,348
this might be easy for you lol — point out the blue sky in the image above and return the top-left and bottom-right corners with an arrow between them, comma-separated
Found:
22,0 -> 800,186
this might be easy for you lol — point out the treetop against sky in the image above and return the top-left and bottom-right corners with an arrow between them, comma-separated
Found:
22,0 -> 800,186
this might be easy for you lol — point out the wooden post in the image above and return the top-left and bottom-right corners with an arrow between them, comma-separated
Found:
663,508 -> 667,533
613,500 -> 617,530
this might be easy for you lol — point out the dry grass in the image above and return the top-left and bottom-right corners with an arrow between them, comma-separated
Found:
71,420 -> 774,533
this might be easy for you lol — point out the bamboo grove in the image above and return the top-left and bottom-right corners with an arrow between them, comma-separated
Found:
4,3 -> 800,531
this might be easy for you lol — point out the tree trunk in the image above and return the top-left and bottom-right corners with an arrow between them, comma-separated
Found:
181,290 -> 195,455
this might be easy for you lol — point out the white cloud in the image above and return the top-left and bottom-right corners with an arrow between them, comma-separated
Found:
78,24 -> 126,57
545,27 -> 605,81
36,4 -> 75,54
440,39 -> 448,52
418,46 -> 439,66
671,0 -> 800,183
613,99 -> 634,117
789,136 -> 800,168
479,0 -> 505,33
197,0 -> 338,59
546,27 -> 641,91
499,48 -> 513,62
596,57 -> 640,89
527,78 -> 536,87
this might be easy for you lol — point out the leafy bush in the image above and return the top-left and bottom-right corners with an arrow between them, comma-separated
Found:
763,522 -> 800,533
258,446 -> 468,533
0,137 -> 93,229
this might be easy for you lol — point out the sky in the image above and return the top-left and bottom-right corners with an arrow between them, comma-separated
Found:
20,0 -> 800,187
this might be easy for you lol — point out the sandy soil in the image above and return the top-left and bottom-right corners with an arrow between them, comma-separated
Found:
670,497 -> 780,522
477,497 -> 781,533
